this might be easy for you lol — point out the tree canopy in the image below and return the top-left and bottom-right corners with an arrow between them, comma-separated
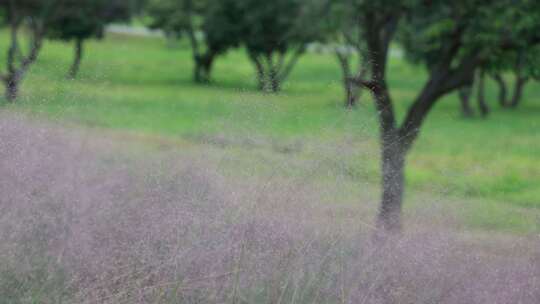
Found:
233,0 -> 324,92
147,0 -> 241,83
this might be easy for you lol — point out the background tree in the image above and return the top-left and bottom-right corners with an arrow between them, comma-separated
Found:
47,0 -> 132,79
0,0 -> 60,102
232,0 -> 323,92
457,1 -> 540,116
325,0 -> 369,108
490,48 -> 540,109
487,2 -> 540,110
147,0 -> 241,83
353,0 -> 540,233
457,68 -> 490,118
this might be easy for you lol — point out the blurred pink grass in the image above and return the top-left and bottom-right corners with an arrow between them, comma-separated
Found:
0,113 -> 538,303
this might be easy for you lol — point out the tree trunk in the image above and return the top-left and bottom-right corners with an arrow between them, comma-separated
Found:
2,17 -> 44,103
476,71 -> 489,117
268,69 -> 280,93
458,85 -> 474,117
264,54 -> 280,93
255,66 -> 265,91
377,135 -> 405,233
335,51 -> 358,108
344,79 -> 358,108
67,38 -> 84,79
509,75 -> 528,108
248,53 -> 265,91
203,55 -> 214,83
492,74 -> 508,107
194,56 -> 205,83
194,52 -> 215,84
4,76 -> 19,102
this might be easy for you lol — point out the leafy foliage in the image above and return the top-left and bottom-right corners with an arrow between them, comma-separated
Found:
147,0 -> 240,83
232,0 -> 325,91
47,0 -> 132,42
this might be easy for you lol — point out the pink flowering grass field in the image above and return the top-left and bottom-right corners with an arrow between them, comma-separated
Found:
1,113 -> 538,303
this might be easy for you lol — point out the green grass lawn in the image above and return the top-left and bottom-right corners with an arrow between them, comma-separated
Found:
1,31 -> 539,233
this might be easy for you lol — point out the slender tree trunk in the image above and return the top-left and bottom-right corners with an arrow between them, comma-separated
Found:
268,70 -> 280,92
458,85 -> 474,117
2,17 -> 43,102
476,71 -> 489,117
203,54 -> 214,83
67,38 -> 84,79
507,51 -> 529,109
335,51 -> 358,108
248,53 -> 265,90
509,75 -> 528,108
344,79 -> 358,108
193,52 -> 215,84
265,54 -> 280,93
4,21 -> 20,102
377,134 -> 405,233
4,76 -> 19,102
368,78 -> 406,234
492,74 -> 508,107
194,56 -> 204,83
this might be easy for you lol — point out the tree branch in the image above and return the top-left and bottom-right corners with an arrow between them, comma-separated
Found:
350,76 -> 377,91
398,53 -> 479,151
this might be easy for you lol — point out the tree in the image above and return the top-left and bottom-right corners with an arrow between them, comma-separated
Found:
233,0 -> 322,92
467,2 -> 540,112
0,0 -> 60,102
147,0 -> 241,83
457,69 -> 492,118
491,49 -> 538,109
350,0 -> 540,233
458,84 -> 474,117
47,0 -> 132,79
486,1 -> 540,109
476,70 -> 490,116
325,0 -> 369,108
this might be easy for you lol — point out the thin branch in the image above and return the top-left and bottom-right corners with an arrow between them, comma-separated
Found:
350,77 -> 377,91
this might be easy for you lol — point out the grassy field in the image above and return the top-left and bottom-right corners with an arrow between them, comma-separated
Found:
1,31 -> 539,234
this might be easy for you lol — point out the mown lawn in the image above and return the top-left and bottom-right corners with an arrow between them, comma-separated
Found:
1,30 -> 539,233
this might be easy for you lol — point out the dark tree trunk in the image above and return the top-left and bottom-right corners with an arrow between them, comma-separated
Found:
492,74 -> 508,107
458,85 -> 474,117
2,17 -> 44,102
248,53 -> 265,91
345,79 -> 358,108
377,134 -> 405,233
67,38 -> 84,79
263,54 -> 280,93
476,71 -> 489,117
507,52 -> 529,109
368,78 -> 405,234
336,51 -> 358,108
4,76 -> 19,102
509,75 -> 528,108
268,69 -> 280,93
194,52 -> 215,84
